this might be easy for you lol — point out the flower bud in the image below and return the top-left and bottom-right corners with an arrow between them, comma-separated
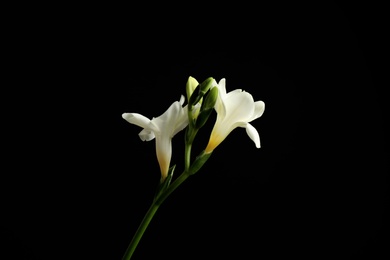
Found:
201,86 -> 218,111
186,76 -> 199,102
188,77 -> 214,107
198,77 -> 214,96
195,87 -> 218,129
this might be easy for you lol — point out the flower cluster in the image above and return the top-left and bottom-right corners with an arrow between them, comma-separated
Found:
122,76 -> 265,182
121,76 -> 265,260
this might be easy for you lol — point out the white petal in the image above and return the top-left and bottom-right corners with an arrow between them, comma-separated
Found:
218,78 -> 227,95
252,101 -> 265,120
155,136 -> 172,180
211,78 -> 219,88
213,78 -> 228,117
179,95 -> 185,105
229,89 -> 243,94
122,113 -> 151,129
153,103 -> 180,131
245,123 -> 261,148
153,97 -> 188,138
214,87 -> 226,118
223,91 -> 255,123
138,129 -> 155,141
172,106 -> 189,137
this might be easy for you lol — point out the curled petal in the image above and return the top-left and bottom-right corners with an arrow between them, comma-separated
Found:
252,101 -> 265,120
122,113 -> 151,129
245,123 -> 261,148
179,95 -> 185,105
214,79 -> 227,118
138,129 -> 155,141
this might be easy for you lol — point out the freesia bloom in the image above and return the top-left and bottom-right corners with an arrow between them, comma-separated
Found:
122,96 -> 188,181
205,78 -> 265,153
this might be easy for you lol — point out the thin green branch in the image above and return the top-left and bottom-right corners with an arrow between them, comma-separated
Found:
121,202 -> 160,260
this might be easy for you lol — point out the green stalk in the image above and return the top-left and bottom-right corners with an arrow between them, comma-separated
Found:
121,171 -> 191,260
121,202 -> 160,260
184,142 -> 192,172
184,121 -> 197,172
154,171 -> 190,205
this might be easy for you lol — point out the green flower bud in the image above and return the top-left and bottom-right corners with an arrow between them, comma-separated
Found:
198,77 -> 214,96
195,109 -> 211,129
195,87 -> 218,129
188,86 -> 201,107
201,86 -> 218,111
186,76 -> 199,102
189,77 -> 214,107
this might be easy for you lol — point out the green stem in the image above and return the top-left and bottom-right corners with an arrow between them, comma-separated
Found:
122,171 -> 191,260
184,125 -> 197,172
155,171 -> 190,205
121,202 -> 160,260
184,142 -> 192,172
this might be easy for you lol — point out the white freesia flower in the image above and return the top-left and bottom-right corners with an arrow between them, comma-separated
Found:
122,96 -> 188,181
205,78 -> 265,153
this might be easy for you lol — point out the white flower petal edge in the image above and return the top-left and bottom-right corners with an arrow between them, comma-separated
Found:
122,113 -> 156,141
122,95 -> 188,180
205,78 -> 265,153
244,123 -> 260,148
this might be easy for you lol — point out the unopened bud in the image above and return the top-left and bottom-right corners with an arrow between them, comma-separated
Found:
201,86 -> 218,111
195,87 -> 218,129
186,76 -> 199,102
198,77 -> 214,96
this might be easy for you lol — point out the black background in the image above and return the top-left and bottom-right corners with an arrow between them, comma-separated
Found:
2,2 -> 388,260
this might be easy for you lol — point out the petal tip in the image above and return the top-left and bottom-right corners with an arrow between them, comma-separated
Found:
122,113 -> 129,119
